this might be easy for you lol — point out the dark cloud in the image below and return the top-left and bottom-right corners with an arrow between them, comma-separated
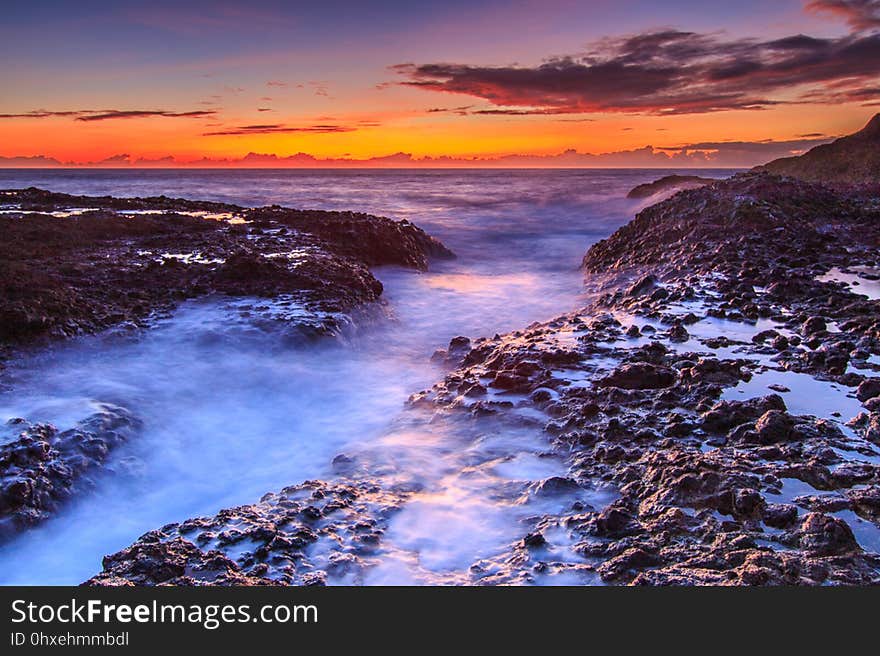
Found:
202,123 -> 356,136
99,154 -> 132,163
799,84 -> 880,103
0,109 -> 217,121
309,82 -> 331,97
76,110 -> 216,122
257,107 -> 274,112
395,27 -> 880,116
806,1 -> 880,31
426,105 -> 474,115
0,110 -> 83,119
472,108 -> 569,115
266,80 -> 288,87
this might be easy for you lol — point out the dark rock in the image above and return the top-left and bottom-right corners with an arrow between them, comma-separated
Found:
0,405 -> 141,541
0,188 -> 453,349
522,532 -> 547,548
764,503 -> 798,529
856,378 -> 880,402
754,410 -> 797,444
701,395 -> 786,433
668,324 -> 689,342
598,362 -> 676,390
798,513 -> 860,556
627,274 -> 658,296
533,476 -> 581,498
594,503 -> 640,538
626,175 -> 717,200
802,316 -> 827,335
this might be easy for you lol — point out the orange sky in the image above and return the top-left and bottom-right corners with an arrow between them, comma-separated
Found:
1,1 -> 878,166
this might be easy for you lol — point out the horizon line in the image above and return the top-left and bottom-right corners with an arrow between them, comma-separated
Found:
0,165 -> 749,171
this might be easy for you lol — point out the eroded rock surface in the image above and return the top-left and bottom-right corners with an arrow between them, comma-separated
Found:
0,404 -> 141,541
411,173 -> 880,584
0,187 -> 453,543
0,187 -> 453,348
86,480 -> 411,586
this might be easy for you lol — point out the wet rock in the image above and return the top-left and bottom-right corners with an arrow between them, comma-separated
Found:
331,453 -> 356,472
594,503 -> 641,538
522,532 -> 547,548
0,405 -> 141,541
830,463 -> 875,487
701,395 -> 786,433
627,274 -> 658,297
856,378 -> 880,402
0,188 -> 453,350
626,175 -> 716,200
448,336 -> 472,357
597,547 -> 659,582
733,488 -> 766,519
668,324 -> 689,342
87,537 -> 266,586
802,316 -> 827,335
847,486 -> 880,522
863,413 -> 880,444
598,362 -> 676,390
754,410 -> 798,444
771,335 -> 790,351
764,503 -> 798,528
533,476 -> 581,498
798,513 -> 860,556
87,480 -> 411,586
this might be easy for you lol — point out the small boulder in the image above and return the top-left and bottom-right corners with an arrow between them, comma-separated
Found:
856,378 -> 880,403
802,316 -> 827,335
798,512 -> 859,556
598,362 -> 676,390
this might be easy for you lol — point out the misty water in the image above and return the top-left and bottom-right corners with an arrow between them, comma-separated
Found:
0,168 -> 734,584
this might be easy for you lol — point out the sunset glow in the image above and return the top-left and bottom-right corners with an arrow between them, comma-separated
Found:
2,0 -> 879,167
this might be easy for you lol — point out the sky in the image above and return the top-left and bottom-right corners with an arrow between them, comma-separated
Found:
1,0 -> 879,167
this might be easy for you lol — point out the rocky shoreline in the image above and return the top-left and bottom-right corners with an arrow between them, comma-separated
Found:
421,171 -> 880,584
0,188 -> 453,541
84,170 -> 880,586
0,187 -> 453,351
2,156 -> 879,585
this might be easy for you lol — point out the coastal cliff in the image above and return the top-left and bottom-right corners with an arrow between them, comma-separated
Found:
760,113 -> 880,187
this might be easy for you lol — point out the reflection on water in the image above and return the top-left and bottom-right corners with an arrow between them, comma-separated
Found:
361,417 -> 616,585
0,168 -> 736,584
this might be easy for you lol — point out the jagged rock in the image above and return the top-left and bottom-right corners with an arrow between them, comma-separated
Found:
798,513 -> 860,557
0,188 -> 453,347
856,378 -> 880,402
0,405 -> 141,540
598,362 -> 676,389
